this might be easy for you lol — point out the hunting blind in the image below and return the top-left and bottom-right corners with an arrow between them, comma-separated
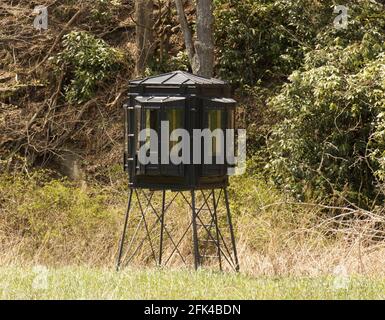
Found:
117,71 -> 240,271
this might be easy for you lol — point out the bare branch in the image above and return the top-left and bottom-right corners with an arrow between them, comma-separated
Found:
174,0 -> 195,64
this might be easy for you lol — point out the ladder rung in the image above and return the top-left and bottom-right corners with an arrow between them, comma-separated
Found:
203,239 -> 217,243
197,224 -> 212,228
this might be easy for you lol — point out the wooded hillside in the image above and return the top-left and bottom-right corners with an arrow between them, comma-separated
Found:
1,0 -> 384,208
1,0 -> 385,276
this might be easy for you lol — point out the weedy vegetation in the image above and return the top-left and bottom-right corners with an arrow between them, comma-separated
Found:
0,0 -> 385,299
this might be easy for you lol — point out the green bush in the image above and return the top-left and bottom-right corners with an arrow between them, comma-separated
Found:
90,0 -> 122,23
214,0 -> 333,86
0,170 -> 122,264
264,2 -> 385,204
146,51 -> 191,76
55,31 -> 122,104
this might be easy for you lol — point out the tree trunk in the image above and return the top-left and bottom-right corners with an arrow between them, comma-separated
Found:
135,0 -> 154,76
174,0 -> 214,78
194,0 -> 214,77
174,0 -> 196,67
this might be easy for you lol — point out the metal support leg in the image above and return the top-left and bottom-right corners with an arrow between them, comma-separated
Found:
117,188 -> 238,272
135,189 -> 157,264
191,190 -> 200,270
116,188 -> 134,271
212,190 -> 223,271
224,188 -> 240,272
159,190 -> 166,266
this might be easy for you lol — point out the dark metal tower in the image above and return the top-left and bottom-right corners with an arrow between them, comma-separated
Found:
117,71 -> 240,272
116,187 -> 239,271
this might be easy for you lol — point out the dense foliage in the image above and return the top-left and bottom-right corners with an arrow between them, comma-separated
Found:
214,0 -> 333,85
215,0 -> 385,205
55,31 -> 122,104
263,2 -> 385,204
2,0 -> 384,208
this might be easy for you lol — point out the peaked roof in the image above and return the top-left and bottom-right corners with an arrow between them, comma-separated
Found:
129,71 -> 227,86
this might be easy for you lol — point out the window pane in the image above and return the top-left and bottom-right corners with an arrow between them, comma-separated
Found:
166,108 -> 183,150
145,109 -> 159,144
144,109 -> 159,160
208,109 -> 223,156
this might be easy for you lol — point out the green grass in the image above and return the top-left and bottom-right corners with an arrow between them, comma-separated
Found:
0,266 -> 385,300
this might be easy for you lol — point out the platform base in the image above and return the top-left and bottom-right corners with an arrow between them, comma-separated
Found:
116,188 -> 239,272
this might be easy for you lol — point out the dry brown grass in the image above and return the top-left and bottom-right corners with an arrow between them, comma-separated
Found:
2,170 -> 385,277
237,202 -> 385,277
238,225 -> 385,277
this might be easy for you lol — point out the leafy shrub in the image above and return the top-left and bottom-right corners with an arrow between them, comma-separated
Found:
265,2 -> 385,204
55,31 -> 122,104
214,0 -> 333,86
90,0 -> 122,23
0,170 -> 122,265
146,51 -> 191,75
